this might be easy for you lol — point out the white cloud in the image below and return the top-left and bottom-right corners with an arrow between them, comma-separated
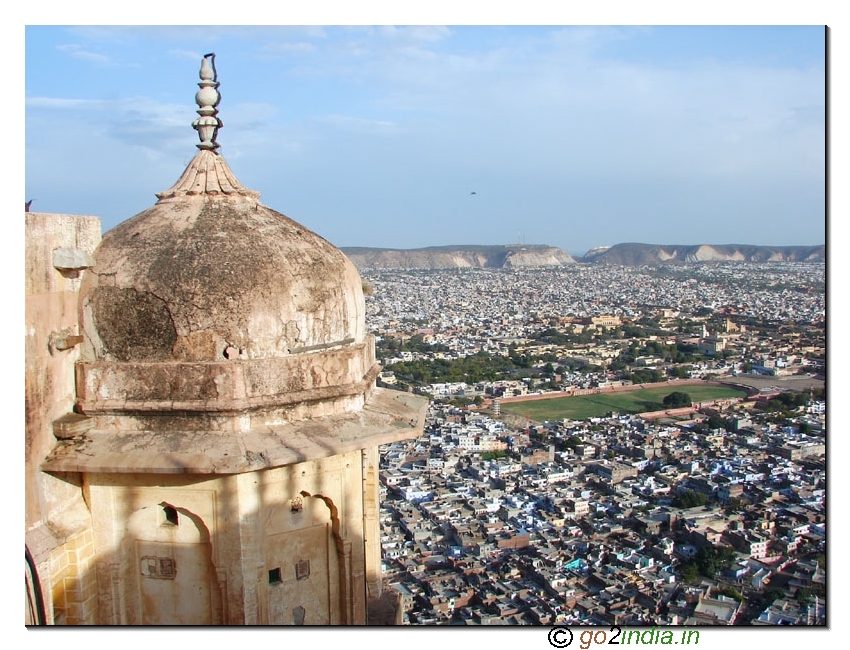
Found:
27,93 -> 192,156
26,96 -> 107,109
169,48 -> 206,62
261,41 -> 318,55
56,43 -> 111,65
376,25 -> 451,43
315,114 -> 398,134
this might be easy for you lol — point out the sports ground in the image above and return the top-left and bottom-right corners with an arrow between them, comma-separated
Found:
498,384 -> 748,422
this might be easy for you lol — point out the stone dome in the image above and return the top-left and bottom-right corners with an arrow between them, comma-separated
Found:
79,56 -> 365,365
73,54 -> 376,425
79,160 -> 365,364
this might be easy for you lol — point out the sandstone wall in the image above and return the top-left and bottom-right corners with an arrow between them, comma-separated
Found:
25,211 -> 102,623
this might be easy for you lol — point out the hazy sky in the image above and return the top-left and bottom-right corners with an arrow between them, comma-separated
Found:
24,21 -> 826,256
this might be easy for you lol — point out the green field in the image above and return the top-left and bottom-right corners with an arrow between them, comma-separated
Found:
499,384 -> 747,422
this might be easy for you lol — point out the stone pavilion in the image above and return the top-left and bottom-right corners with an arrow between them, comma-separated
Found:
25,54 -> 427,625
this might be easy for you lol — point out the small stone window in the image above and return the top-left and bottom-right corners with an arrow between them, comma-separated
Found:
269,567 -> 282,585
290,496 -> 303,513
163,505 -> 179,526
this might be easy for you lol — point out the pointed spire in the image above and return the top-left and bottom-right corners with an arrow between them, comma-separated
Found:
155,55 -> 259,200
193,53 -> 223,151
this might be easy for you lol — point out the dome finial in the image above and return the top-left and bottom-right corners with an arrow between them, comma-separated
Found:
192,53 -> 223,151
157,53 -> 260,200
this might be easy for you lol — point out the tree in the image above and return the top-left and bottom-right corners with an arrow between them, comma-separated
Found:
795,587 -> 815,604
763,586 -> 785,604
564,435 -> 583,449
680,562 -> 699,582
717,586 -> 744,602
704,414 -> 729,431
663,391 -> 692,408
668,365 -> 690,379
723,497 -> 745,515
694,544 -> 736,579
673,489 -> 708,508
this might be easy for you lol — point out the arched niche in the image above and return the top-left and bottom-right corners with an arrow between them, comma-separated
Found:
262,491 -> 350,624
116,502 -> 223,625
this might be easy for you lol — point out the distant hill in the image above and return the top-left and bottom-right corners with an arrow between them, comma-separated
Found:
340,244 -> 576,270
341,243 -> 825,270
578,243 -> 825,265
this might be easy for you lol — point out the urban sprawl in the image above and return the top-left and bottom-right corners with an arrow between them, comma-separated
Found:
365,262 -> 825,626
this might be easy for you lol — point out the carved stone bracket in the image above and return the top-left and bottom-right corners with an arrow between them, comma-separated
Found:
52,247 -> 95,279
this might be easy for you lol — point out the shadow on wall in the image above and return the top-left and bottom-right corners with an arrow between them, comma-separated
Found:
38,449 -> 381,626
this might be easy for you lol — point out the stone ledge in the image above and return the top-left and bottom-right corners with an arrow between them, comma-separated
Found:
76,342 -> 377,413
77,363 -> 382,415
42,388 -> 428,475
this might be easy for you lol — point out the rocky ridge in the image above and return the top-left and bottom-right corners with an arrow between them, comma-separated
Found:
580,243 -> 825,265
341,245 -> 575,270
341,243 -> 824,269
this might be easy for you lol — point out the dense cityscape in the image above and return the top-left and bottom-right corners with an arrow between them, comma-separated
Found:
365,262 -> 825,626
